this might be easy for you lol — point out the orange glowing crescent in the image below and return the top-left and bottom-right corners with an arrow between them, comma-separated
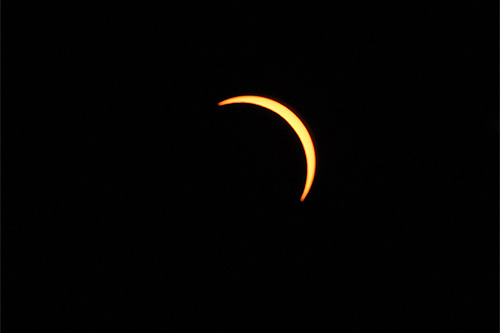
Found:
218,95 -> 316,202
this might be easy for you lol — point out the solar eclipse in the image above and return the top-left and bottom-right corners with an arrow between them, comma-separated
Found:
218,95 -> 316,201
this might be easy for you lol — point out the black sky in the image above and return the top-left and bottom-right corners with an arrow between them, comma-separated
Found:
5,1 -> 498,331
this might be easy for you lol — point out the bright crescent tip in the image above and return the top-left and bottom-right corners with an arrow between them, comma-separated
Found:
218,95 -> 316,202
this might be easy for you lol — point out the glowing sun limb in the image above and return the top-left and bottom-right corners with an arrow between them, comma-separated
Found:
218,95 -> 316,202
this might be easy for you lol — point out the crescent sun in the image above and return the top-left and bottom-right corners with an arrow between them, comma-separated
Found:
218,95 -> 316,202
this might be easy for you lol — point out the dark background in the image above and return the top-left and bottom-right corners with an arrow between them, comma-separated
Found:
5,1 -> 498,331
